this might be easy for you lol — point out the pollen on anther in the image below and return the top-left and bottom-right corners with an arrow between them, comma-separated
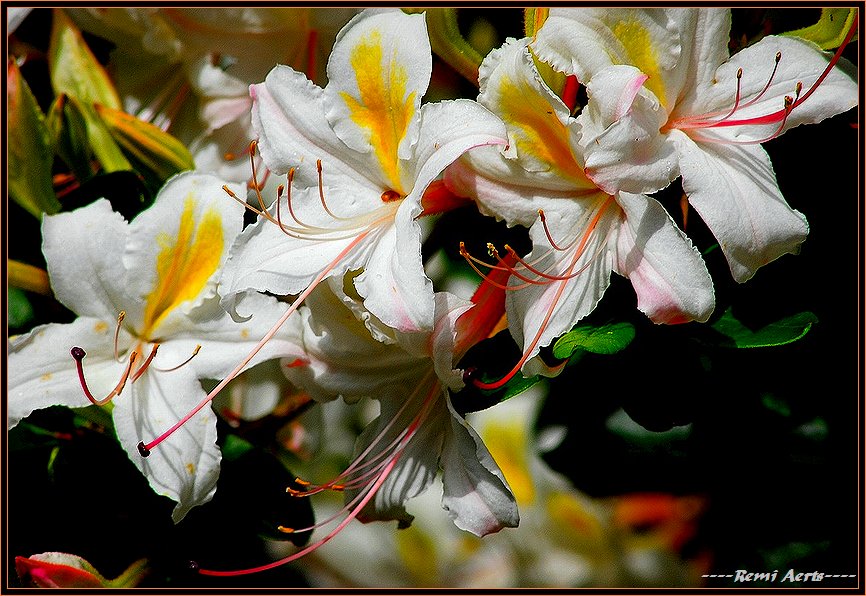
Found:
137,441 -> 152,458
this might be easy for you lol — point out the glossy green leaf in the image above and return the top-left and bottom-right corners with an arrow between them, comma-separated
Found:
708,308 -> 818,348
6,60 -> 61,218
552,321 -> 636,360
95,103 -> 195,183
781,8 -> 858,50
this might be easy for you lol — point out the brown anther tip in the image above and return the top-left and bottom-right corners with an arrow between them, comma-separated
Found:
187,560 -> 199,572
775,51 -> 782,62
736,67 -> 743,78
277,525 -> 295,534
71,346 -> 86,360
316,159 -> 323,170
137,442 -> 151,458
248,140 -> 257,152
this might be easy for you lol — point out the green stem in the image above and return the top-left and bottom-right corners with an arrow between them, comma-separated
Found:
420,8 -> 484,85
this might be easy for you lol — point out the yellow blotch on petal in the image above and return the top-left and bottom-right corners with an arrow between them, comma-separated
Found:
482,420 -> 535,506
611,20 -> 667,108
497,75 -> 589,186
142,196 -> 223,337
340,29 -> 415,193
93,321 -> 109,334
40,373 -> 53,381
186,463 -> 196,475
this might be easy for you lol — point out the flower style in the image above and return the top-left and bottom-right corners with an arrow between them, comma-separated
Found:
533,8 -> 858,282
446,37 -> 714,378
218,8 -> 508,333
7,173 -> 304,521
196,263 -> 519,576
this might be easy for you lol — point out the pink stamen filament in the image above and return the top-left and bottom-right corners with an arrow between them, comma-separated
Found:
72,347 -> 138,406
130,344 -> 160,383
473,197 -> 614,391
113,311 -> 126,362
150,345 -> 202,372
197,375 -> 441,576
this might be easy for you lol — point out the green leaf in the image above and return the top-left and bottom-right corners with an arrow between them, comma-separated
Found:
8,287 -> 35,329
708,308 -> 818,349
6,59 -> 61,218
781,8 -> 858,50
552,321 -> 636,360
48,9 -> 121,110
48,94 -> 95,181
48,10 -> 130,174
417,8 -> 484,85
95,103 -> 195,183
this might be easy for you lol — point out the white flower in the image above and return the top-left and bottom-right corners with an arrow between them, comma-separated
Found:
7,172 -> 303,522
219,8 -> 508,334
446,37 -> 713,378
533,8 -> 858,281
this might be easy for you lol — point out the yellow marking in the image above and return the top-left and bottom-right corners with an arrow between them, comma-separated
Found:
240,328 -> 250,339
186,463 -> 195,475
546,491 -> 604,541
611,19 -> 666,108
481,420 -> 535,505
93,321 -> 109,333
340,29 -> 414,193
40,373 -> 53,381
498,75 -> 589,186
141,196 -> 223,337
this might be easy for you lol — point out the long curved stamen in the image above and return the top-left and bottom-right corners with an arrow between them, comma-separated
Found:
196,380 -> 440,576
473,197 -> 614,391
691,94 -> 795,145
138,225 -> 380,457
150,345 -> 201,373
72,347 -> 138,406
130,344 -> 160,383
113,311 -> 126,362
459,242 -> 535,291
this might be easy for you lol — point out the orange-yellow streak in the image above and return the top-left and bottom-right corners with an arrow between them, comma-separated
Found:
340,29 -> 414,193
142,196 -> 223,337
498,75 -> 591,186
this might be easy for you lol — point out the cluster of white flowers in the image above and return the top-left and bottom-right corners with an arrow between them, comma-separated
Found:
8,7 -> 857,582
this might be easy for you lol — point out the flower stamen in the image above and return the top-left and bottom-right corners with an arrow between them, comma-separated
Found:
71,346 -> 138,406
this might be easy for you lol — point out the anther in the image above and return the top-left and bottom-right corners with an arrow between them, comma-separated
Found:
113,311 -> 126,361
277,526 -> 295,534
381,190 -> 401,202
73,347 -> 138,406
137,441 -> 151,457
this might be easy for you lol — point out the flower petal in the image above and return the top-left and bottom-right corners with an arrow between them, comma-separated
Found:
251,64 -> 377,191
42,199 -> 130,322
406,98 -> 508,204
353,199 -> 434,333
440,396 -> 519,536
671,129 -> 809,282
683,34 -> 858,141
533,8 -> 682,109
612,192 -> 714,323
112,366 -> 220,522
8,317 -> 130,428
580,64 -> 679,194
323,9 -> 430,192
124,172 -> 245,338
505,195 -> 618,377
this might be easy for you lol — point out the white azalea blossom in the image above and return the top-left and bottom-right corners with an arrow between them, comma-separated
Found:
280,276 -> 519,538
446,37 -> 714,377
7,173 -> 304,522
533,8 -> 858,281
220,8 -> 508,333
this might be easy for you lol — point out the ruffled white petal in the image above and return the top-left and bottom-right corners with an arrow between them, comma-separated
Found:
580,65 -> 679,194
671,129 -> 809,282
42,199 -> 131,322
612,192 -> 714,323
112,366 -> 221,523
8,318 -> 130,428
440,396 -> 519,536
